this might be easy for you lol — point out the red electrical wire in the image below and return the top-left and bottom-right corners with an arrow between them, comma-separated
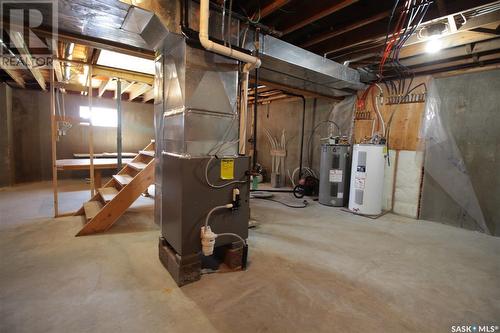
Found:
379,0 -> 411,77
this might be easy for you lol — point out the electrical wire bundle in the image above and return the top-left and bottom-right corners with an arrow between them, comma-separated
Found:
357,0 -> 433,109
379,0 -> 433,82
355,0 -> 433,164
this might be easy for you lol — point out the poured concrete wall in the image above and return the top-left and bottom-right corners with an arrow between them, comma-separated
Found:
420,69 -> 500,236
0,84 -> 14,187
11,88 -> 154,183
253,98 -> 342,186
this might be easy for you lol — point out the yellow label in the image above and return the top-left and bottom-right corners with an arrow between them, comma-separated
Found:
220,159 -> 234,180
383,146 -> 388,154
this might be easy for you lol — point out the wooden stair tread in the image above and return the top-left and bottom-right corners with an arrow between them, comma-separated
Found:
139,150 -> 155,157
127,161 -> 148,171
75,140 -> 155,236
83,201 -> 103,220
113,174 -> 134,185
98,187 -> 119,202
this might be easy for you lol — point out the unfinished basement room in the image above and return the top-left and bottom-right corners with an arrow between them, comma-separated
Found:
1,0 -> 499,332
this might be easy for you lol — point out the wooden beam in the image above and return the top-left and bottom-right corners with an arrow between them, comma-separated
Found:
129,83 -> 151,101
282,0 -> 358,35
54,59 -> 154,85
54,82 -> 87,92
401,37 -> 500,67
98,78 -> 113,97
142,87 -> 154,102
301,10 -> 390,48
260,0 -> 290,18
30,26 -> 155,60
92,65 -> 153,85
0,57 -> 25,87
399,31 -> 499,59
407,50 -> 500,76
249,95 -> 299,105
251,78 -> 340,101
7,30 -> 46,90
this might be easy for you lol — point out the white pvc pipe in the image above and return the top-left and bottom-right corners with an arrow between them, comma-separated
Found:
199,0 -> 261,68
374,84 -> 386,136
199,0 -> 261,155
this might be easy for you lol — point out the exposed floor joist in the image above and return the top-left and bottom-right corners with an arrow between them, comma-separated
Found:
142,88 -> 155,103
282,0 -> 359,35
0,57 -> 25,88
129,83 -> 151,101
98,78 -> 114,97
301,10 -> 390,48
259,0 -> 291,18
7,30 -> 46,90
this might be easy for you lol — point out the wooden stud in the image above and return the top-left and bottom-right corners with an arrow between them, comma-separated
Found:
88,65 -> 95,197
50,68 -> 58,217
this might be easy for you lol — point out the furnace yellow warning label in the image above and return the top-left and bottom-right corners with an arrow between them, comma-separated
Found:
220,159 -> 234,180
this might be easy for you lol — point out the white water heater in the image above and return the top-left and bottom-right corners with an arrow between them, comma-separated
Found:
348,144 -> 385,215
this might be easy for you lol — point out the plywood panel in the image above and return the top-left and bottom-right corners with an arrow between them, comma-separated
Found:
353,76 -> 430,151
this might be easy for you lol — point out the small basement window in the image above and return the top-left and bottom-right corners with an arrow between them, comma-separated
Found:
79,106 -> 117,127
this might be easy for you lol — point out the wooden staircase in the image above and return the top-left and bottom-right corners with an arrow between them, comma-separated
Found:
75,140 -> 155,236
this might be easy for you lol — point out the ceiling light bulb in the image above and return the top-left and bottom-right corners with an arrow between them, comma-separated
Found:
426,37 -> 442,54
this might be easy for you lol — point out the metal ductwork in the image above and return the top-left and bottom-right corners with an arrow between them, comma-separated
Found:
245,33 -> 365,98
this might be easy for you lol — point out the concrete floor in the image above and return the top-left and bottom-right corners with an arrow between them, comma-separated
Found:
1,180 -> 499,332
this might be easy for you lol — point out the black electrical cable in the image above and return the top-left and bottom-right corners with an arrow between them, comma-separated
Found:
252,196 -> 308,208
299,96 -> 306,178
306,120 -> 341,167
384,0 -> 402,49
282,93 -> 306,178
252,31 -> 260,171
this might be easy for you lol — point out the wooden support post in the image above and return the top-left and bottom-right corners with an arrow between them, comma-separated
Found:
116,79 -> 123,171
50,68 -> 58,217
88,65 -> 95,196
